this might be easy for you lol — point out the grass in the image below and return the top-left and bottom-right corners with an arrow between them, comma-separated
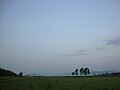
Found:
0,76 -> 120,90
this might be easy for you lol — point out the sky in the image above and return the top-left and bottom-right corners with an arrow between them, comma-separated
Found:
0,0 -> 120,75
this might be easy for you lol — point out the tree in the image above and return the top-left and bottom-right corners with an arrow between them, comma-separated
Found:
79,67 -> 90,76
72,72 -> 75,76
87,68 -> 90,74
18,72 -> 23,77
72,67 -> 90,76
75,69 -> 78,76
84,67 -> 90,75
0,68 -> 17,76
80,67 -> 84,75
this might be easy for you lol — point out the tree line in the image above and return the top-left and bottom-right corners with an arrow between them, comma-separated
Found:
95,72 -> 120,77
0,68 -> 23,77
72,67 -> 90,76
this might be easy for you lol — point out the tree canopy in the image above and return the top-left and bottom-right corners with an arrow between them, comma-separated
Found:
0,68 -> 17,76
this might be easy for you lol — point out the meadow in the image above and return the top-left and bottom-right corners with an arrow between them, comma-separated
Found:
0,76 -> 120,90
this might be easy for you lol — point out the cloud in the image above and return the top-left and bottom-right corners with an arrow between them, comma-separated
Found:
74,49 -> 87,53
61,49 -> 87,57
94,47 -> 107,51
118,60 -> 120,62
106,37 -> 120,46
61,53 -> 87,57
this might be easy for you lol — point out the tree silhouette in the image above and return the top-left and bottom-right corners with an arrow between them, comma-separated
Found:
79,67 -> 90,76
75,69 -> 78,76
83,68 -> 87,75
84,67 -> 90,75
0,68 -> 17,76
87,68 -> 90,74
72,67 -> 90,76
80,67 -> 84,75
72,72 -> 75,76
18,72 -> 23,77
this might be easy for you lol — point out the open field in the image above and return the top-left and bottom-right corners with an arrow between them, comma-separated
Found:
0,76 -> 120,90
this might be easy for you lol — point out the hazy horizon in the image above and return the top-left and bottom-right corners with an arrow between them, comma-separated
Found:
0,0 -> 120,75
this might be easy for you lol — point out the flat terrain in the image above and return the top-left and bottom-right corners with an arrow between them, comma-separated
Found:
0,76 -> 120,90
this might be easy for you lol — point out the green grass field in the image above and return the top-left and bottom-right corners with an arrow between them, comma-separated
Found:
0,76 -> 120,90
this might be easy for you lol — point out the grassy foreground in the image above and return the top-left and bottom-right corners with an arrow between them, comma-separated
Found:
0,76 -> 120,90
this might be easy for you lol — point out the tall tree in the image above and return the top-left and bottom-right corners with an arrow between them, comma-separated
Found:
75,69 -> 78,76
87,68 -> 90,74
80,67 -> 84,75
72,72 -> 75,76
84,67 -> 90,75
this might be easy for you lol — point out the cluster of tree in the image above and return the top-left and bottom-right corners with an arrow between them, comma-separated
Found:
0,68 -> 23,77
95,72 -> 120,77
72,67 -> 90,76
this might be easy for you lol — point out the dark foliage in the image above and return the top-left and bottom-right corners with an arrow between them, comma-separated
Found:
75,69 -> 78,76
72,67 -> 90,76
18,72 -> 23,77
0,68 -> 17,76
72,72 -> 75,76
96,72 -> 120,77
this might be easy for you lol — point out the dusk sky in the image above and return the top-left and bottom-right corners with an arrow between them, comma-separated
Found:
0,0 -> 120,75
